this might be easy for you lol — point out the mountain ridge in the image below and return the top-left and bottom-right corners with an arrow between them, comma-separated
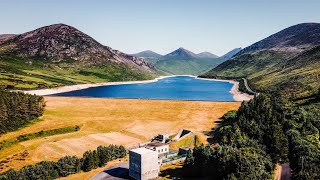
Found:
0,34 -> 16,44
235,23 -> 320,56
201,23 -> 320,100
197,52 -> 219,58
0,23 -> 155,89
0,23 -> 152,70
222,48 -> 242,59
132,50 -> 162,59
162,47 -> 198,59
155,47 -> 226,75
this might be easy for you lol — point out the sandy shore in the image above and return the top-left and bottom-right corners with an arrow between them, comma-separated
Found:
196,77 -> 254,101
24,75 -> 253,102
24,76 -> 174,96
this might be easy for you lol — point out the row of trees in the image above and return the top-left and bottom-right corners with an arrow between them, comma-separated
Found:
0,91 -> 45,134
184,93 -> 320,179
0,145 -> 126,180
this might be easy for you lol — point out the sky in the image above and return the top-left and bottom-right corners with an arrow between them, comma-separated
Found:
1,0 -> 320,56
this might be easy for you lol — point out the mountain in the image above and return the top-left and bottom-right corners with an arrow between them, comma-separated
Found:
155,57 -> 226,75
132,50 -> 162,65
0,34 -> 16,44
132,50 -> 162,59
154,47 -> 225,75
236,23 -> 320,55
222,48 -> 242,59
197,52 -> 219,58
201,23 -> 320,101
0,24 -> 155,90
162,47 -> 198,60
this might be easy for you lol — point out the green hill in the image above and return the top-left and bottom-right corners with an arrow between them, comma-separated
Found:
153,47 -> 225,75
131,50 -> 162,65
155,57 -> 226,75
193,23 -> 320,180
0,24 -> 155,90
201,23 -> 320,102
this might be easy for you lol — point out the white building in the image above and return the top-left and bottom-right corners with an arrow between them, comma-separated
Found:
129,147 -> 160,180
145,142 -> 169,159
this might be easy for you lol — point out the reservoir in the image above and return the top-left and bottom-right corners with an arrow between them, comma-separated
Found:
52,76 -> 235,101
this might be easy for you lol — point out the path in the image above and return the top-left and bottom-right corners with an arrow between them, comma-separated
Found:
242,78 -> 256,95
90,162 -> 130,180
275,163 -> 291,180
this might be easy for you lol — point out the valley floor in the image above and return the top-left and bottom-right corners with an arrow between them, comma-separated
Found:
0,97 -> 240,174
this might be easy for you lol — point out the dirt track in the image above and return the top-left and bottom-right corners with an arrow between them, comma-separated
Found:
275,163 -> 291,180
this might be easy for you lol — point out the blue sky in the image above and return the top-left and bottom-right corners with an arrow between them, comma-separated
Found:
1,0 -> 320,56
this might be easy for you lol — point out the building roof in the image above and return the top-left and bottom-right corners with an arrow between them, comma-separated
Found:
130,147 -> 156,155
179,146 -> 190,150
145,142 -> 168,148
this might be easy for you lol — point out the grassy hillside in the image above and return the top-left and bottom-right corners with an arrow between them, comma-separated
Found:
155,58 -> 226,75
193,23 -> 320,179
0,24 -> 156,90
0,55 -> 155,90
202,50 -> 294,79
202,47 -> 320,102
250,46 -> 320,100
201,23 -> 320,101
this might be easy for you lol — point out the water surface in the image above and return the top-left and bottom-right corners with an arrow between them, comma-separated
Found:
53,76 -> 234,101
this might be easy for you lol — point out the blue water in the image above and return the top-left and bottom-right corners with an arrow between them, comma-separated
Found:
52,76 -> 235,101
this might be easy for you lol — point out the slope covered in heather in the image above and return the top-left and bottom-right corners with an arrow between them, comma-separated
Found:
0,24 -> 156,89
201,23 -> 320,101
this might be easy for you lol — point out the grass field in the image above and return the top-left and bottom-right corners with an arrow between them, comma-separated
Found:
0,55 -> 155,90
0,97 -> 240,173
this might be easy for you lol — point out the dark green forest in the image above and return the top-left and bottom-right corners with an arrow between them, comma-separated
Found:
0,91 -> 45,135
184,93 -> 320,179
0,145 -> 126,180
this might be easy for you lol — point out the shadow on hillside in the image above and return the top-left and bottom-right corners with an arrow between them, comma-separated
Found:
205,118 -> 223,144
160,167 -> 186,180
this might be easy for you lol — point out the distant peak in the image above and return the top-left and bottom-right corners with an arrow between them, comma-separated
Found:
163,47 -> 198,59
48,23 -> 73,28
222,47 -> 242,59
197,51 -> 219,58
132,50 -> 162,58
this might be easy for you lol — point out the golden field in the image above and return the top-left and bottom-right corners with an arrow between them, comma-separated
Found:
0,96 -> 240,173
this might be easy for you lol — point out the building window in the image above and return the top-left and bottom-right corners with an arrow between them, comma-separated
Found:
158,150 -> 160,153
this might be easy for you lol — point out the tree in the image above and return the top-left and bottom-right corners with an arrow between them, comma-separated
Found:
81,150 -> 99,172
57,156 -> 80,176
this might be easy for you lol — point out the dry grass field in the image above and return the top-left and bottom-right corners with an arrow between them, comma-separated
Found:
0,96 -> 240,173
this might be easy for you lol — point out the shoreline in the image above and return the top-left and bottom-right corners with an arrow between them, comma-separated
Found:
196,77 -> 254,101
24,75 -> 254,102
